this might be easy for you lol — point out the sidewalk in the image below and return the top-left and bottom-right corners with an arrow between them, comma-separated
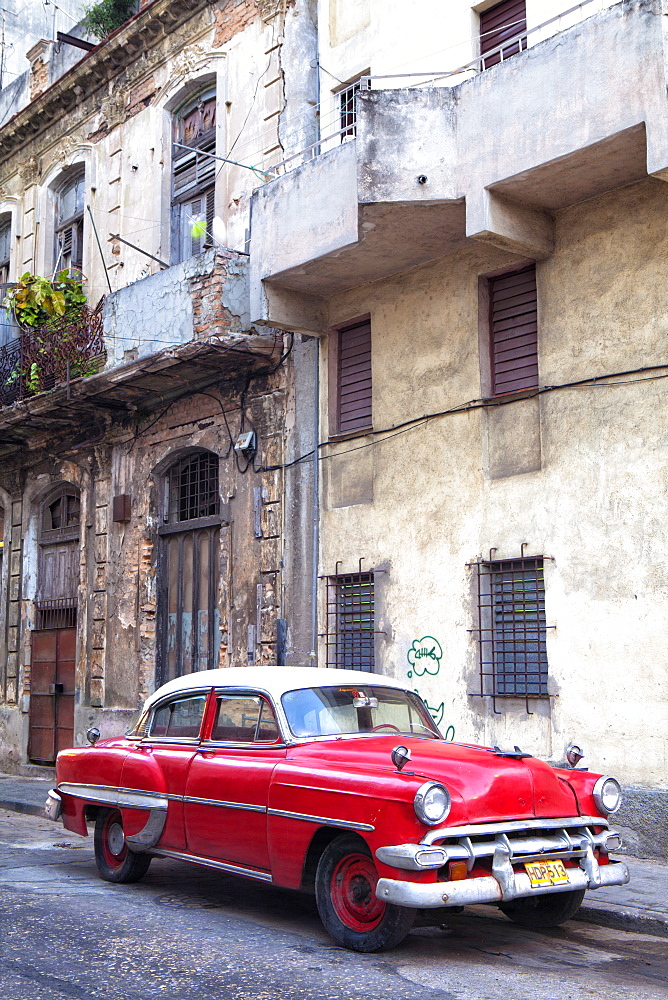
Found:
0,771 -> 666,937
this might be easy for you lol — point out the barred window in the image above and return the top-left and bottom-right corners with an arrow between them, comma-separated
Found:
326,571 -> 375,671
338,75 -> 369,142
166,452 -> 219,524
472,556 -> 549,708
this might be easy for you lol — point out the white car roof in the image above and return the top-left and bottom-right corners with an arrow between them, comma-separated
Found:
144,666 -> 409,709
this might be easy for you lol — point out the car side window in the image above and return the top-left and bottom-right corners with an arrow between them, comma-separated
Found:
211,694 -> 280,743
149,694 -> 207,739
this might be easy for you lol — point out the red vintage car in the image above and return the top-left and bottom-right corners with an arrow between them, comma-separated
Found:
45,667 -> 629,951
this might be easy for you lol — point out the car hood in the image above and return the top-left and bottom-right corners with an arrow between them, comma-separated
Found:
289,736 -> 579,825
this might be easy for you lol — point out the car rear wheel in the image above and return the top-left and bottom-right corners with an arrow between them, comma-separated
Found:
500,888 -> 586,927
94,808 -> 152,884
315,834 -> 415,952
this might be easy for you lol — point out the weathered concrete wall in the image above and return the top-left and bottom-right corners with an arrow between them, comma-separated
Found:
103,249 -> 251,365
251,0 -> 668,313
316,177 -> 668,808
0,0 -> 317,311
0,347 -> 289,768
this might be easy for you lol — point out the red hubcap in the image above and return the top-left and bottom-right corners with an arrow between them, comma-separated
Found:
102,811 -> 127,868
331,853 -> 385,931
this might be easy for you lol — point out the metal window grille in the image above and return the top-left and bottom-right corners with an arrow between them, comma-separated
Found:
325,570 -> 375,671
471,555 -> 550,712
339,78 -> 369,141
167,452 -> 219,524
35,599 -> 77,630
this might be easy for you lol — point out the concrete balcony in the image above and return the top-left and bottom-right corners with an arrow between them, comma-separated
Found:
250,0 -> 668,331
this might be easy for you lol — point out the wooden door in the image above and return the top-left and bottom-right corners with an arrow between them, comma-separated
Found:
28,628 -> 76,764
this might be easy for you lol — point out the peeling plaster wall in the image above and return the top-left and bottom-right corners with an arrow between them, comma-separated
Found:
317,177 -> 668,796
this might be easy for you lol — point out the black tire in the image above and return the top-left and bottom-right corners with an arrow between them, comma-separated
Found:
500,888 -> 586,928
314,834 -> 415,952
94,808 -> 152,884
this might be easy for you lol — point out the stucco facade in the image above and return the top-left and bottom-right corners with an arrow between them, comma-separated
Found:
249,0 -> 668,855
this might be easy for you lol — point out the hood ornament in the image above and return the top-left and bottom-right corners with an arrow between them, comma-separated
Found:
493,745 -> 532,759
391,745 -> 412,772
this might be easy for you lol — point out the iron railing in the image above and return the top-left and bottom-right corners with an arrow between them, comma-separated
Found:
0,299 -> 105,407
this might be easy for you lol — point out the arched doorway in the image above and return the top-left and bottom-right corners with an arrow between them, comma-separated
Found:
28,483 -> 80,763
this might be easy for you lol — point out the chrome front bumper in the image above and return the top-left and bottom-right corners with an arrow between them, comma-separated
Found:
376,858 -> 630,908
44,789 -> 62,821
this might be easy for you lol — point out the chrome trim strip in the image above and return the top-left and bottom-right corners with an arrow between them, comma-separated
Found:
184,795 -> 266,814
58,782 -> 168,812
59,784 -> 267,816
125,808 -> 167,851
151,848 -> 273,882
268,808 -> 374,832
421,815 -> 609,845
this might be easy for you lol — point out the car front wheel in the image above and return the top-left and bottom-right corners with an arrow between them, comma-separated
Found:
500,888 -> 586,927
315,834 -> 415,952
94,808 -> 152,884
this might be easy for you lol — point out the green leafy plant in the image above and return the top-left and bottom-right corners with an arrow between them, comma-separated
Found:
82,0 -> 138,40
3,271 -> 87,329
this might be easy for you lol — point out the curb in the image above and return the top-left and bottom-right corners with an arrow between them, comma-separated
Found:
0,797 -> 48,818
575,904 -> 668,938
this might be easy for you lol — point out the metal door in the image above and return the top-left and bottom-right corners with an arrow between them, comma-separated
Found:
28,628 -> 76,764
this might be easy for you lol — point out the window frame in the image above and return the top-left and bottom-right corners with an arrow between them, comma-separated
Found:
334,72 -> 370,142
471,554 -> 551,713
479,0 -> 527,70
204,690 -> 284,746
144,689 -> 211,744
54,170 -> 85,277
171,88 -> 217,263
328,314 -> 372,438
479,262 -> 538,399
325,569 -> 376,672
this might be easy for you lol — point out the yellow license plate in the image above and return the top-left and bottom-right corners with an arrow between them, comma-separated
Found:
524,860 -> 570,887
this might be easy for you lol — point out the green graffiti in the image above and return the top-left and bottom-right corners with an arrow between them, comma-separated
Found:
407,636 -> 453,740
407,636 -> 443,677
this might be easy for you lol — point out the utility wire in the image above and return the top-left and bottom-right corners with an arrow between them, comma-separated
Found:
259,362 -> 668,473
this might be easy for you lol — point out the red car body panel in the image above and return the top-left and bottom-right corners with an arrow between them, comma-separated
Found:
51,669 -> 624,917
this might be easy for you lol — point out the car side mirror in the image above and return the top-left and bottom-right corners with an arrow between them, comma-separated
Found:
86,727 -> 101,746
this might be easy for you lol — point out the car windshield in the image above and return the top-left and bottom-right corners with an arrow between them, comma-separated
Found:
281,685 -> 441,739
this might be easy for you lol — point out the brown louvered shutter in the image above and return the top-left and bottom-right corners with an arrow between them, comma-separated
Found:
338,319 -> 372,433
480,0 -> 526,68
490,264 -> 537,395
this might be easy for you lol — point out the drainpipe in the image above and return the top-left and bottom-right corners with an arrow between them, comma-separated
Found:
309,337 -> 319,666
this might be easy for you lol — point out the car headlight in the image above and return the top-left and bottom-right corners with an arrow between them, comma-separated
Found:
414,781 -> 451,826
593,776 -> 622,815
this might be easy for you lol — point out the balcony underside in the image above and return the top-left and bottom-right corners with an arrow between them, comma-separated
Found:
0,334 -> 281,456
265,200 -> 468,298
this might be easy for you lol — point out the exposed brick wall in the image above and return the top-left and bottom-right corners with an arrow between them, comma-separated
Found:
189,250 -> 242,339
125,75 -> 157,119
29,57 -> 49,101
212,0 -> 259,48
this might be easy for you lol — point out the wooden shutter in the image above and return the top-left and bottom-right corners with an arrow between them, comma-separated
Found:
490,264 -> 537,395
480,0 -> 526,67
338,319 -> 372,433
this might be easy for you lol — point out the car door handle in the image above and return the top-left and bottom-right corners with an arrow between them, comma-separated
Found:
196,749 -> 215,758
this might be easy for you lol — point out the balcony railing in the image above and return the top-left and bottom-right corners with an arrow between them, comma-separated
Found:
232,0 -> 607,181
0,299 -> 106,407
